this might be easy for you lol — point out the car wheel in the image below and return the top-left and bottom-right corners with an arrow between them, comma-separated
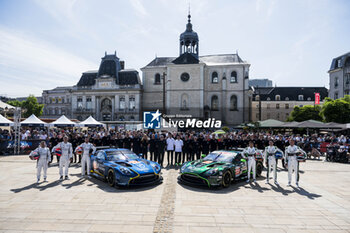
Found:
107,169 -> 115,187
221,170 -> 232,188
256,162 -> 263,177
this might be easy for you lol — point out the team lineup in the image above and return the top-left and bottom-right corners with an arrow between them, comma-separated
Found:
30,133 -> 307,189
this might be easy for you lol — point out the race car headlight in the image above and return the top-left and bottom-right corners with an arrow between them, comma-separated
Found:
206,168 -> 219,176
151,163 -> 160,171
119,167 -> 133,175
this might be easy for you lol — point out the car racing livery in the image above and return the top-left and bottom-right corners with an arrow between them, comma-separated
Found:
179,150 -> 264,188
90,148 -> 162,187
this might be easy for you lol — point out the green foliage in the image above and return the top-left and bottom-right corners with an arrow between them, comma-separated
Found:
7,95 -> 44,118
287,105 -> 323,122
320,95 -> 350,123
7,100 -> 21,107
222,126 -> 229,132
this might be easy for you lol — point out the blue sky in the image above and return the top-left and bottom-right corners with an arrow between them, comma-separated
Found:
0,0 -> 349,97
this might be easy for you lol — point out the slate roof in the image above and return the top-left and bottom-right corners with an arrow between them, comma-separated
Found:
77,72 -> 97,86
117,70 -> 139,85
144,54 -> 245,67
172,53 -> 199,64
329,52 -> 350,71
253,87 -> 328,101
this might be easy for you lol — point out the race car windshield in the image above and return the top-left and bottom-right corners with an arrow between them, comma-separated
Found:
106,151 -> 139,161
204,152 -> 235,163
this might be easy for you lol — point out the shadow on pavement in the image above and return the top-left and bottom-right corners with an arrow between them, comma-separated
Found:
292,186 -> 322,200
270,183 -> 294,196
10,180 -> 62,193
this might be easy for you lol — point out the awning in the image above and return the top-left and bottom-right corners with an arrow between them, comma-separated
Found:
0,100 -> 15,111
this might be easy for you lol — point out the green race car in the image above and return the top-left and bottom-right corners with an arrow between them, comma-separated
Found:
178,150 -> 264,188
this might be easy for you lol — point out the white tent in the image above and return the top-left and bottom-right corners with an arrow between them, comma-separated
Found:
0,100 -> 15,110
0,114 -> 14,126
49,115 -> 76,127
78,116 -> 104,127
20,114 -> 47,127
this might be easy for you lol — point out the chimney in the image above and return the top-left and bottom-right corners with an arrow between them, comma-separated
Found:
120,60 -> 125,70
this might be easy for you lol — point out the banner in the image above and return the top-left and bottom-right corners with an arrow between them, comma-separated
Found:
315,93 -> 320,105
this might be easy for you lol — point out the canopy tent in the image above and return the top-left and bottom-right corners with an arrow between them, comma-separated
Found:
258,119 -> 284,128
20,114 -> 47,127
49,115 -> 76,127
78,116 -> 104,127
0,114 -> 14,126
281,121 -> 300,128
0,100 -> 15,111
324,122 -> 346,129
295,120 -> 326,129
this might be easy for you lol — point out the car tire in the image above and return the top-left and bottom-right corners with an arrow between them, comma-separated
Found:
107,169 -> 115,187
221,170 -> 232,188
256,162 -> 263,177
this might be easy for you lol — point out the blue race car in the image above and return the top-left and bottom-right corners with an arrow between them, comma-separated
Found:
90,148 -> 162,187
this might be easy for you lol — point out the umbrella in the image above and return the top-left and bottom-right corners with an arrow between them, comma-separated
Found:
212,129 -> 226,134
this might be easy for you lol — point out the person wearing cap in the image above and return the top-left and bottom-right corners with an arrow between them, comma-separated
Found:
33,141 -> 51,183
264,140 -> 283,185
243,141 -> 257,183
77,137 -> 96,178
52,136 -> 73,180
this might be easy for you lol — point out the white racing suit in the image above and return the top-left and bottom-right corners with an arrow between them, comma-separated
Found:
52,142 -> 73,177
243,147 -> 257,181
77,142 -> 96,176
284,145 -> 300,185
264,146 -> 283,183
33,147 -> 51,180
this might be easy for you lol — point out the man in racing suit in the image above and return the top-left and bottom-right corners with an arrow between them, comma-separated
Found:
52,136 -> 73,180
243,141 -> 257,183
284,139 -> 300,187
264,140 -> 283,185
77,137 -> 96,178
33,141 -> 51,183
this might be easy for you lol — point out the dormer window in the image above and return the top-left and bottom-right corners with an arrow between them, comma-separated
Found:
275,95 -> 280,101
298,95 -> 304,101
285,97 -> 289,101
255,95 -> 260,101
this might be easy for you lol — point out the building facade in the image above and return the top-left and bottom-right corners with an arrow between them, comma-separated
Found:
141,14 -> 251,125
252,87 -> 328,122
328,52 -> 350,99
42,52 -> 142,122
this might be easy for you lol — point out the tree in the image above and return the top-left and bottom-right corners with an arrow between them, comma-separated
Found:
287,105 -> 323,122
320,96 -> 350,123
7,95 -> 44,118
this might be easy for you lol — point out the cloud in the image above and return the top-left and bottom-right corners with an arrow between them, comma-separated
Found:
129,0 -> 149,17
0,28 -> 96,97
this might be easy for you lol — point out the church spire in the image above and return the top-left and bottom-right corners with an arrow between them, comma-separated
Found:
179,7 -> 199,59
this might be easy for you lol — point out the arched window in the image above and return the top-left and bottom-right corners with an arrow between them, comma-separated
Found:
255,95 -> 260,101
119,115 -> 125,121
101,98 -> 112,111
285,97 -> 289,101
267,97 -> 271,101
130,115 -> 135,121
230,95 -> 238,111
212,72 -> 218,83
181,94 -> 189,110
275,95 -> 280,101
211,95 -> 219,110
230,71 -> 237,83
154,73 -> 161,84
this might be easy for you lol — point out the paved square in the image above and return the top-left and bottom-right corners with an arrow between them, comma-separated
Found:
0,155 -> 349,233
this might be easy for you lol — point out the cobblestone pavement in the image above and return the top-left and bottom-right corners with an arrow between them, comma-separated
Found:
0,155 -> 349,233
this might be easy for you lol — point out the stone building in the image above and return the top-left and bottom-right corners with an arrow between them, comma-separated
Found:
252,87 -> 328,122
42,52 -> 142,122
328,52 -> 350,99
141,13 -> 251,125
